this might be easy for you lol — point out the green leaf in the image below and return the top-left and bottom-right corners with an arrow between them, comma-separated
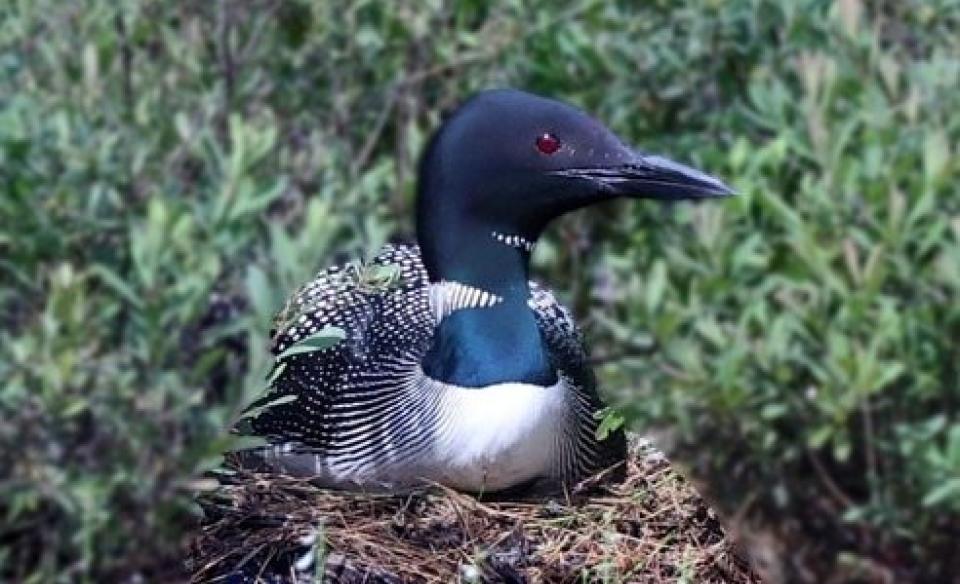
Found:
833,438 -> 852,463
760,403 -> 788,420
923,130 -> 950,186
871,362 -> 905,393
360,263 -> 402,290
238,393 -> 298,421
808,426 -> 833,449
922,478 -> 960,507
646,260 -> 667,312
194,454 -> 226,475
246,265 -> 274,322
276,326 -> 346,360
61,397 -> 89,418
265,361 -> 287,386
695,318 -> 726,348
224,434 -> 270,452
594,407 -> 626,441
88,264 -> 143,309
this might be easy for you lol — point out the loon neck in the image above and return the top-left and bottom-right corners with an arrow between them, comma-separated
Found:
417,218 -> 555,388
419,217 -> 537,300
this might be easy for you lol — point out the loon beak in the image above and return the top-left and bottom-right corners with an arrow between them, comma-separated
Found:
551,152 -> 734,200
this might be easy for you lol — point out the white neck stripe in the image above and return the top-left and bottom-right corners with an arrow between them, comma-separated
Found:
427,280 -> 503,322
491,230 -> 535,252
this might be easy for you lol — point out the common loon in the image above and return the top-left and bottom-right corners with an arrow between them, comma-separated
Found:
242,89 -> 732,493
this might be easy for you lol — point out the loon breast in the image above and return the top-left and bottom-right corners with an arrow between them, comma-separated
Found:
431,377 -> 569,491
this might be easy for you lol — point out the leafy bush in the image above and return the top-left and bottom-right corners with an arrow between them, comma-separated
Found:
585,1 -> 960,580
1,0 -> 957,581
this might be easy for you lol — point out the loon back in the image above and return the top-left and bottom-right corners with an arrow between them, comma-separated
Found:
247,243 -> 625,492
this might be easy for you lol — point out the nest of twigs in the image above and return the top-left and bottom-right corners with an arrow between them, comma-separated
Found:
188,439 -> 758,583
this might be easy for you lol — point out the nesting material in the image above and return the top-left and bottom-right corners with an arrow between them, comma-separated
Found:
189,440 -> 758,583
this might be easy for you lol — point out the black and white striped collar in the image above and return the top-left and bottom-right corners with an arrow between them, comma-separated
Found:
427,281 -> 503,322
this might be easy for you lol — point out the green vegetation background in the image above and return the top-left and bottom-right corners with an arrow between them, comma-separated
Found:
1,0 -> 958,581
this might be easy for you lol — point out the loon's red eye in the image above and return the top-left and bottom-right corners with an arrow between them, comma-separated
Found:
535,132 -> 561,155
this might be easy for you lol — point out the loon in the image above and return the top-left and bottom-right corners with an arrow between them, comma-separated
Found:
242,89 -> 732,494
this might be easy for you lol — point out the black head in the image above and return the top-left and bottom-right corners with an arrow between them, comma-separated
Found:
417,89 -> 731,240
416,89 -> 732,285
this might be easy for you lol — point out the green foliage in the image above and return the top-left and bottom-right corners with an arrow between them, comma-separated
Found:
585,0 -> 960,577
594,406 -> 626,442
1,0 -> 958,581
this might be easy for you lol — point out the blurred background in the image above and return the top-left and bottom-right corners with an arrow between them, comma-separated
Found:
1,0 -> 958,581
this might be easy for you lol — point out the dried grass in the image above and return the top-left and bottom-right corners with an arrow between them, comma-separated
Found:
189,439 -> 759,583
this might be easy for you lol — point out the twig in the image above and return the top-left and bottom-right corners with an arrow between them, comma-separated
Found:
588,345 -> 659,366
217,0 -> 235,110
114,11 -> 134,119
350,49 -> 505,178
236,0 -> 281,66
860,395 -> 879,505
350,88 -> 400,178
806,450 -> 855,510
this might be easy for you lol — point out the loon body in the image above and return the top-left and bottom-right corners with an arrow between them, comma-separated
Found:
250,245 -> 613,492
244,89 -> 732,493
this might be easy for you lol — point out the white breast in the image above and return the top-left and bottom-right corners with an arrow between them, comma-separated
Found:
429,378 -> 570,491
251,372 -> 573,493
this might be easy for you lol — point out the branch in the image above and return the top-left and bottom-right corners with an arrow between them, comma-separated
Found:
806,450 -> 855,511
587,345 -> 659,366
114,11 -> 134,118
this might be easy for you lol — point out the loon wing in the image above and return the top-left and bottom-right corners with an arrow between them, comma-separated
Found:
246,244 -> 434,481
528,281 -> 628,481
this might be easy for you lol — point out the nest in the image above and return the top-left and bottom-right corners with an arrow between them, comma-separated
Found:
189,440 -> 758,583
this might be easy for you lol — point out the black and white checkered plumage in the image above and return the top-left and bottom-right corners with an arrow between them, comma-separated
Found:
245,243 -> 626,492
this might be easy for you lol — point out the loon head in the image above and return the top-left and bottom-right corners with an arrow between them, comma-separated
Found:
416,89 -> 733,387
416,88 -> 733,284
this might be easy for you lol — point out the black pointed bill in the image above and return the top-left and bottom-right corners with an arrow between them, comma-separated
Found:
550,153 -> 734,200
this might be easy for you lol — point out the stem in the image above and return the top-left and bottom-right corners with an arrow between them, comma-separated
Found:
806,450 -> 855,510
114,12 -> 134,119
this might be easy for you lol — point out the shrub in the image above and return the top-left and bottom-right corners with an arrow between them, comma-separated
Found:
1,0 -> 957,581
584,1 -> 960,580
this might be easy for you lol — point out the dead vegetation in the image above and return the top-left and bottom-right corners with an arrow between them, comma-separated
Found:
189,440 -> 758,583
